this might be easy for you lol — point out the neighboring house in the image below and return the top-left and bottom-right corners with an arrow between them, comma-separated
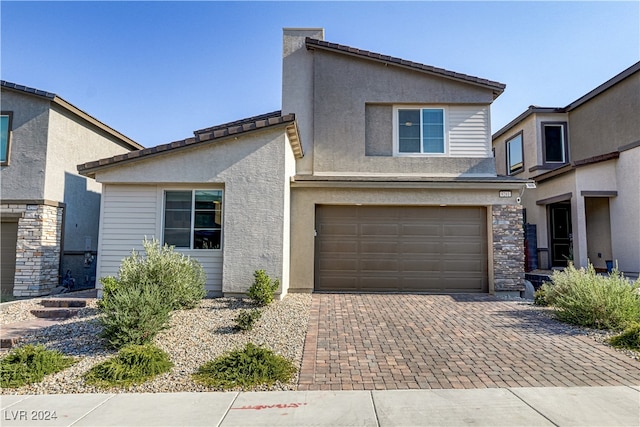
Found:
78,28 -> 530,298
0,81 -> 143,297
492,62 -> 640,276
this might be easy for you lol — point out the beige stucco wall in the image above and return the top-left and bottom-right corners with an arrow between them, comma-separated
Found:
93,127 -> 295,295
492,112 -> 568,179
610,147 -> 640,274
569,71 -> 640,161
0,90 -> 50,200
282,30 -> 500,178
289,185 -> 523,293
46,105 -> 133,255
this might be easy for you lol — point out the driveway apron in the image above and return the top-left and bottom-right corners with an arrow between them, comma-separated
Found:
298,293 -> 640,390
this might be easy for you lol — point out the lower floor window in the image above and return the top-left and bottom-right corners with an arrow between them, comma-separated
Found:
163,190 -> 223,249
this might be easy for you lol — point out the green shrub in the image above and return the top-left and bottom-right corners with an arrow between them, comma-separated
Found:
234,308 -> 263,331
247,270 -> 279,306
84,344 -> 173,388
109,238 -> 206,311
533,285 -> 550,306
607,323 -> 640,350
544,263 -> 640,329
193,343 -> 296,389
1,345 -> 76,388
99,279 -> 172,349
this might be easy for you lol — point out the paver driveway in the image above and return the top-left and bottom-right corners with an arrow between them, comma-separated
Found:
298,294 -> 640,390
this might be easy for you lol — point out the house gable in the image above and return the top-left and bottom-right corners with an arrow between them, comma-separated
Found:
283,33 -> 504,178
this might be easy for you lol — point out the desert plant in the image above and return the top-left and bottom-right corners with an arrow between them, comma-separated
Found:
0,345 -> 76,388
247,270 -> 279,306
193,343 -> 296,389
234,308 -> 263,331
544,263 -> 640,329
111,238 -> 206,310
99,279 -> 172,349
84,344 -> 173,388
533,285 -> 550,306
607,323 -> 640,350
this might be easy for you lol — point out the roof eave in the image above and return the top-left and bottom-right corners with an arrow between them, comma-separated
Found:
305,38 -> 506,98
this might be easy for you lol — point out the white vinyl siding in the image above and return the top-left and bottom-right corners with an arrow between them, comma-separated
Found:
448,106 -> 490,157
98,184 -> 222,294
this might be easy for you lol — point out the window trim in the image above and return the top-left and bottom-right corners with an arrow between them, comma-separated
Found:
1,111 -> 13,166
506,131 -> 524,175
162,188 -> 223,251
541,121 -> 569,166
393,105 -> 448,156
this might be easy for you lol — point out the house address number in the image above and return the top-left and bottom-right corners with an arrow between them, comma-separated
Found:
499,190 -> 512,198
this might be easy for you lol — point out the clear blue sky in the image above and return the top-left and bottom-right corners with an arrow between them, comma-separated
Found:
2,1 -> 638,148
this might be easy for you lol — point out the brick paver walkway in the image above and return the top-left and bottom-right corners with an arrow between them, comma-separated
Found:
298,293 -> 640,390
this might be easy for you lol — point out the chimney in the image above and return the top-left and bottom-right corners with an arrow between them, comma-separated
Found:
282,28 -> 324,175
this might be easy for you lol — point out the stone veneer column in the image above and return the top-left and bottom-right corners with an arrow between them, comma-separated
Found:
13,204 -> 63,296
492,204 -> 525,293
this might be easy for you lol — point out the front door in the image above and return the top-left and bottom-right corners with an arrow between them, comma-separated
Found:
549,202 -> 572,267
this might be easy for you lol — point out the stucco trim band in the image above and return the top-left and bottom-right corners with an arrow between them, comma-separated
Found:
0,199 -> 66,208
580,191 -> 618,197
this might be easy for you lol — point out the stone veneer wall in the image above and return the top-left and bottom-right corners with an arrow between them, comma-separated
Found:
492,204 -> 525,292
1,202 -> 64,296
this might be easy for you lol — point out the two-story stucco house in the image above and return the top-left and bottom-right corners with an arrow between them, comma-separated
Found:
78,29 -> 529,297
0,81 -> 143,297
492,62 -> 639,277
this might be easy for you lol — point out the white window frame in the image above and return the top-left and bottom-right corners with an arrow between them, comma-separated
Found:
161,189 -> 223,251
393,105 -> 448,156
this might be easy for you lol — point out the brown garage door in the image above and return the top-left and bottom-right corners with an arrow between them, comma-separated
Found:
315,205 -> 488,292
1,220 -> 18,295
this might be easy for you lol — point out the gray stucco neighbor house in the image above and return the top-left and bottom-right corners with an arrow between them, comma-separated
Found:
78,29 -> 529,298
1,81 -> 143,297
492,62 -> 639,277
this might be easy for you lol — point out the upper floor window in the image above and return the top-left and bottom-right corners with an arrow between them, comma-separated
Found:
395,107 -> 445,155
163,189 -> 223,250
506,132 -> 523,175
1,112 -> 12,165
542,122 -> 568,164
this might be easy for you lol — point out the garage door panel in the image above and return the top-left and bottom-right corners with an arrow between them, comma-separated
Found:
319,223 -> 358,236
360,259 -> 399,271
443,242 -> 484,255
399,242 -> 443,254
315,205 -> 487,293
319,258 -> 358,272
443,224 -> 483,237
318,240 -> 358,254
360,224 -> 399,236
400,224 -> 442,237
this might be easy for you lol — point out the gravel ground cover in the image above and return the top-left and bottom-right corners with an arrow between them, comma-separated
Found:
1,294 -> 312,395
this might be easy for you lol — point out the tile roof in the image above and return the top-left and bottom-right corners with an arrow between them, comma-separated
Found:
305,38 -> 506,98
1,80 -> 56,99
78,111 -> 301,176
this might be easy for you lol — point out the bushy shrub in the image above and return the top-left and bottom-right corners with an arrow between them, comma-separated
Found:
607,323 -> 640,350
247,270 -> 279,306
84,344 -> 173,388
99,280 -> 172,349
544,263 -> 640,329
234,308 -> 263,331
106,238 -> 206,311
193,343 -> 296,389
533,285 -> 550,306
1,345 -> 76,388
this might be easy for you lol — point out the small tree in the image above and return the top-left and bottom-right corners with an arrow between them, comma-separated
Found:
247,270 -> 280,306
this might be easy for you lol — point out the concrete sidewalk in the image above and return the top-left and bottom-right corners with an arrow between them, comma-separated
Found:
2,387 -> 639,426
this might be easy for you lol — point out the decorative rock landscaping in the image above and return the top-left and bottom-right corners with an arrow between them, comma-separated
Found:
0,294 -> 311,394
